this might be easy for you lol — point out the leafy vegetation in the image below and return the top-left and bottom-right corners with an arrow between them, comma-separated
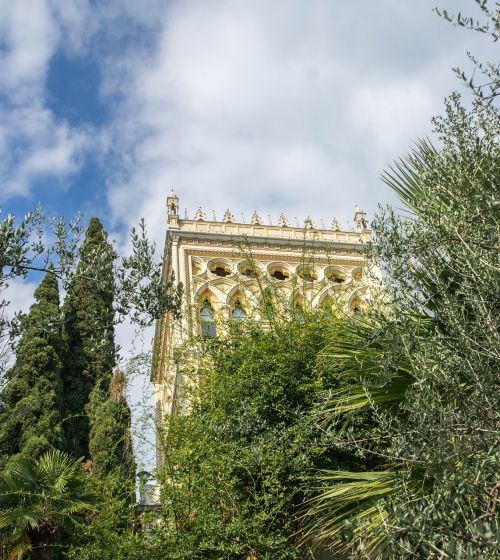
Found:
303,3 -> 500,555
0,271 -> 65,471
0,218 -> 145,558
0,450 -> 95,560
305,94 -> 499,558
0,2 -> 498,559
149,314 -> 362,559
88,369 -> 135,479
60,218 -> 118,460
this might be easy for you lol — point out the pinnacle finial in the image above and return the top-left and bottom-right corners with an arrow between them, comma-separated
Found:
223,209 -> 235,223
167,192 -> 179,217
304,216 -> 315,229
278,213 -> 289,227
194,207 -> 206,221
354,207 -> 369,231
331,218 -> 341,231
251,211 -> 263,225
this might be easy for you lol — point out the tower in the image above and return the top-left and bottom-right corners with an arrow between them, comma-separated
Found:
151,194 -> 375,467
167,190 -> 179,229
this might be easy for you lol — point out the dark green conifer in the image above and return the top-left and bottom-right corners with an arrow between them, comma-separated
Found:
61,218 -> 116,459
88,369 -> 135,478
0,270 -> 65,469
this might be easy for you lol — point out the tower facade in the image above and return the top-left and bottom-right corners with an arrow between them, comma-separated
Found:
152,193 -> 375,464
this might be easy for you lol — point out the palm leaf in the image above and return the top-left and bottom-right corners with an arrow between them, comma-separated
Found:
302,470 -> 400,557
317,316 -> 417,422
0,450 -> 96,557
381,139 -> 440,215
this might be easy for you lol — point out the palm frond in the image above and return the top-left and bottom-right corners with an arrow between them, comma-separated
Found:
302,470 -> 400,556
325,373 -> 413,415
0,450 -> 95,557
381,138 -> 442,216
318,316 -> 416,422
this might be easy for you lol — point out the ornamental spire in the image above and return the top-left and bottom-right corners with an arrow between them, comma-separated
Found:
251,211 -> 263,225
278,213 -> 289,227
354,206 -> 369,231
194,207 -> 207,221
167,190 -> 179,228
304,216 -> 315,229
223,209 -> 235,223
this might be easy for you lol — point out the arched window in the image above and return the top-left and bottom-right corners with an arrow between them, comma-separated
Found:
297,268 -> 317,282
271,269 -> 288,281
200,300 -> 217,337
241,267 -> 258,278
214,266 -> 229,277
232,300 -> 247,321
320,296 -> 334,313
325,266 -> 347,284
350,298 -> 363,316
209,262 -> 231,277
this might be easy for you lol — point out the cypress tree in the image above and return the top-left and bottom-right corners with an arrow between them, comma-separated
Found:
0,270 -> 65,469
61,218 -> 116,459
88,369 -> 135,479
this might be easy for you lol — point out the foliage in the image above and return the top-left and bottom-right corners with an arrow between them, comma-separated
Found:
66,473 -> 144,560
88,369 -> 135,479
114,218 -> 183,326
0,271 -> 65,471
0,209 -> 182,389
0,209 -> 73,379
307,93 -> 499,558
151,313 -> 362,560
0,450 -> 95,560
60,218 -> 117,460
435,0 -> 499,107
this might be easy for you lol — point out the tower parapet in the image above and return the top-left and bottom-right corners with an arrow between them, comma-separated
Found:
164,194 -> 371,242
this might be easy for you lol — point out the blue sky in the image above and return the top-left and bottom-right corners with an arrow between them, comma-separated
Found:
0,0 -> 495,467
1,0 -> 494,236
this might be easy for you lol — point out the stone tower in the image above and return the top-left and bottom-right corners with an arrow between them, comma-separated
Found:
151,193 -> 374,467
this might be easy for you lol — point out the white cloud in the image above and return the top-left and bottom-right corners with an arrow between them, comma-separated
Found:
0,0 -> 94,199
2,278 -> 37,316
0,0 -> 57,100
0,104 -> 91,197
104,0 -> 491,248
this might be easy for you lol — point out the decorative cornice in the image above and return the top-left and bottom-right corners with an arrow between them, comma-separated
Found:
166,228 -> 369,254
184,247 -> 365,266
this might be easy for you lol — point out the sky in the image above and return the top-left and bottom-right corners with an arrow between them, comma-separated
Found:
0,0 -> 495,467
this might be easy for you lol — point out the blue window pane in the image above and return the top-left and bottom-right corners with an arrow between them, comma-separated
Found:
232,303 -> 247,321
200,300 -> 217,337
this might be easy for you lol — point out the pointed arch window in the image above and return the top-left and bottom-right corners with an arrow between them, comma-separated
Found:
200,300 -> 217,337
321,296 -> 334,313
292,297 -> 305,322
232,300 -> 247,321
350,298 -> 363,317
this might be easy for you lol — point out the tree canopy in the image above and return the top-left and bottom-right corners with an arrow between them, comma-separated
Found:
0,270 -> 65,470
